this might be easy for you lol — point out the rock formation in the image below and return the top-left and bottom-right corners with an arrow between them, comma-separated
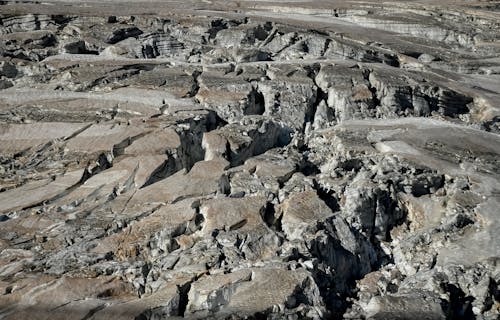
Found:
0,0 -> 499,319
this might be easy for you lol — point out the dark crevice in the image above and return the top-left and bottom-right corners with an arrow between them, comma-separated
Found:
442,283 -> 476,320
142,112 -> 225,188
311,217 -> 394,316
312,180 -> 340,213
244,88 -> 265,115
322,38 -> 332,56
187,70 -> 202,98
308,231 -> 360,315
362,68 -> 381,108
224,123 -> 293,168
140,156 -> 178,188
177,281 -> 191,316
262,202 -> 282,232
207,19 -> 228,40
303,63 -> 328,131
106,27 -> 143,44
274,32 -> 300,56
112,131 -> 151,158
81,304 -> 106,320
298,149 -> 320,176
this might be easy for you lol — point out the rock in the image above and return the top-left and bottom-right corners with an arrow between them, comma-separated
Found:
128,159 -> 229,205
1,1 -> 500,319
200,196 -> 267,236
315,62 -> 376,122
64,122 -> 148,155
0,61 -> 18,78
418,53 -> 437,63
202,117 -> 292,166
279,191 -> 334,241
106,27 -> 143,44
1,14 -> 56,32
136,32 -> 186,58
364,294 -> 445,320
0,79 -> 13,90
90,283 -> 181,320
0,169 -> 83,214
0,122 -> 89,154
0,276 -> 136,320
186,267 -> 324,318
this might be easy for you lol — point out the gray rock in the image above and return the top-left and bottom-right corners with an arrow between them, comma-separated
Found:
0,1 -> 499,319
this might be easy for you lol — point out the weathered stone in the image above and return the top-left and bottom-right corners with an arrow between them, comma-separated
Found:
200,196 -> 267,236
1,2 -> 500,319
186,267 -> 324,318
279,191 -> 334,241
0,122 -> 89,154
364,294 -> 445,320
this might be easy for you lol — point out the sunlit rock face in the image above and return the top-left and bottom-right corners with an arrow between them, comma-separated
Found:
0,1 -> 499,319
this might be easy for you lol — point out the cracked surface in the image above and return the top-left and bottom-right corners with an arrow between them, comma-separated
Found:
0,1 -> 500,319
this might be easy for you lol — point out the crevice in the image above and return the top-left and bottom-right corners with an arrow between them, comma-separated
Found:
63,123 -> 93,142
207,19 -> 229,40
273,32 -> 300,56
312,179 -> 340,213
362,67 -> 381,108
308,230 -> 360,315
220,121 -> 293,168
106,27 -> 143,44
298,149 -> 321,176
303,63 -> 328,132
80,304 -> 106,320
110,202 -> 160,236
140,156 -> 178,188
244,87 -> 265,115
321,38 -> 332,57
112,131 -> 152,158
442,283 -> 476,320
187,70 -> 202,98
258,27 -> 278,49
262,202 -> 282,232
142,113 -> 223,188
20,129 -> 150,212
177,281 -> 191,316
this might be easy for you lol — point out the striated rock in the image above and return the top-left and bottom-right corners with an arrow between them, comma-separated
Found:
364,293 -> 445,320
202,117 -> 292,166
0,122 -> 89,154
186,267 -> 324,318
136,32 -> 186,59
128,159 -> 229,205
0,169 -> 83,214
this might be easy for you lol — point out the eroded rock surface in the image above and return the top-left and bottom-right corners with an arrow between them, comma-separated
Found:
0,0 -> 499,319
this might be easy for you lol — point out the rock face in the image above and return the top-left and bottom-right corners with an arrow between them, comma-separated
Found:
0,1 -> 499,319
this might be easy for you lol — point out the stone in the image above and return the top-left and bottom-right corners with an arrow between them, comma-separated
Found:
0,61 -> 18,78
186,267 -> 324,318
0,122 -> 90,154
200,196 -> 267,236
1,1 -> 500,319
279,191 -> 334,241
364,294 -> 445,320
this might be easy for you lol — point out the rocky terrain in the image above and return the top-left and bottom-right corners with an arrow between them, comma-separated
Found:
0,0 -> 499,319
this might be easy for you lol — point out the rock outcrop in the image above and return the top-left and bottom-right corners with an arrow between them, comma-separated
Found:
0,0 -> 499,319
